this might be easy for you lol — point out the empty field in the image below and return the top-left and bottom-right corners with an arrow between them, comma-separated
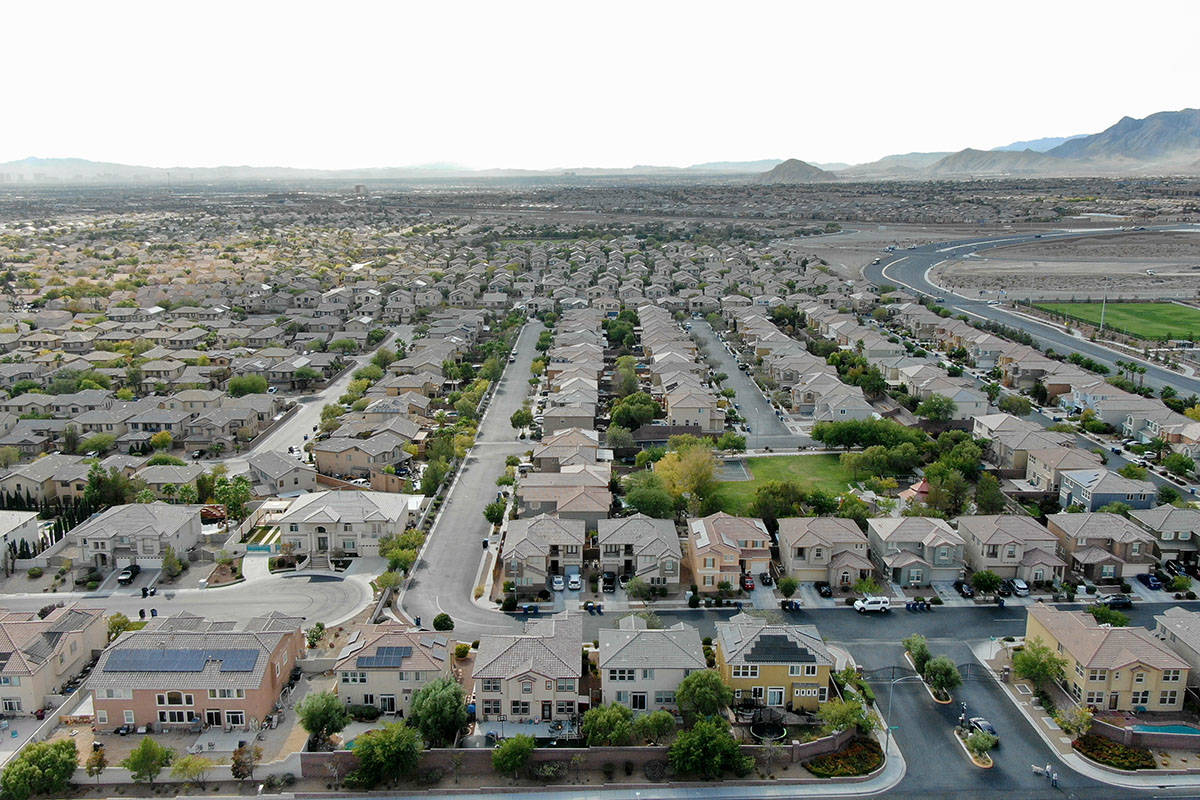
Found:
1034,301 -> 1200,340
711,454 -> 854,516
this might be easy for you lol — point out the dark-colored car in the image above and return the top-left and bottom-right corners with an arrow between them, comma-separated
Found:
758,572 -> 773,587
116,564 -> 141,586
995,582 -> 1012,598
969,717 -> 998,741
740,574 -> 755,591
601,571 -> 616,593
1164,560 -> 1184,578
1137,573 -> 1163,590
618,574 -> 630,590
815,581 -> 833,598
953,579 -> 975,598
1095,594 -> 1133,609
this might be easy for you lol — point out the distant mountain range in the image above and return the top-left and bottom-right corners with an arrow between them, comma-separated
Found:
3,109 -> 1199,185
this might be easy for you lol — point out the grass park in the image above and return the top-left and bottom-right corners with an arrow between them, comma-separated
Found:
1034,301 -> 1200,340
711,454 -> 855,516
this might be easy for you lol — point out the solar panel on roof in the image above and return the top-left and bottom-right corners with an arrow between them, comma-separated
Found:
356,645 -> 413,669
743,634 -> 815,664
105,648 -> 259,673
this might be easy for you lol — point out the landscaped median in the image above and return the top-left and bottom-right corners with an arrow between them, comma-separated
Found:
903,633 -> 961,704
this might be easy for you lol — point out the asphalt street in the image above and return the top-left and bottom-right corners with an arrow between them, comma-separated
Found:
398,321 -> 541,634
865,226 -> 1200,397
691,319 -> 806,449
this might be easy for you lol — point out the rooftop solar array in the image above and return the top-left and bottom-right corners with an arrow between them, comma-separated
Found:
743,634 -> 815,664
105,648 -> 259,673
357,645 -> 413,668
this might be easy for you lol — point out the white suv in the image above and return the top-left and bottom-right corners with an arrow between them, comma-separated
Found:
853,596 -> 891,614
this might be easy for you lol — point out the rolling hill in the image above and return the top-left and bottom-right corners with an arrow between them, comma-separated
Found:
755,158 -> 833,183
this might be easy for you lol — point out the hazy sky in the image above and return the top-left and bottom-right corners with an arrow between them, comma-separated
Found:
5,0 -> 1197,170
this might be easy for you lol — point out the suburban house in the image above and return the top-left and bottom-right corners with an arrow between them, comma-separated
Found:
1024,448 -> 1105,493
0,605 -> 106,715
0,510 -> 42,558
686,513 -> 771,593
595,514 -> 682,591
277,490 -> 421,559
71,502 -> 204,572
89,612 -> 304,729
715,613 -> 834,712
245,451 -> 320,496
956,514 -> 1066,583
1046,512 -> 1158,581
1058,468 -> 1156,512
500,514 -> 586,593
333,624 -> 452,715
473,614 -> 582,723
866,517 -> 965,587
1129,505 -> 1200,566
776,517 -> 873,587
1154,607 -> 1200,688
1026,604 -> 1187,711
598,615 -> 704,714
312,433 -> 409,479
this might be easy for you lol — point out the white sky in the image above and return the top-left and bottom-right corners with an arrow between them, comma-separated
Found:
4,0 -> 1198,170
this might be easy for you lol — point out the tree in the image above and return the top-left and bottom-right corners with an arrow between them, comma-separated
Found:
348,722 -> 421,787
997,395 -> 1032,416
777,576 -> 799,598
966,731 -> 998,759
973,472 -> 1006,514
1118,463 -> 1148,480
212,475 -> 253,520
492,734 -> 535,778
633,709 -> 676,744
63,424 -> 80,454
170,754 -> 213,788
916,393 -> 957,423
675,669 -> 733,717
85,747 -> 107,785
149,431 -> 173,451
606,425 -> 634,451
107,612 -> 132,642
483,501 -> 507,526
433,612 -> 454,631
230,743 -> 261,782
0,446 -> 19,468
655,446 -> 717,503
293,366 -> 321,389
408,677 -> 467,748
610,392 -> 659,430
668,717 -> 753,780
716,431 -> 746,452
927,469 -> 971,516
583,703 -> 635,746
902,633 -> 931,673
0,739 -> 78,800
227,375 -> 268,397
121,737 -> 174,784
1012,636 -> 1068,689
817,697 -> 876,735
970,570 -> 1002,596
625,576 -> 652,601
160,545 -> 183,579
624,470 -> 676,518
296,691 -> 350,746
1057,706 -> 1094,740
1087,604 -> 1130,627
1164,452 -> 1195,477
923,656 -> 962,700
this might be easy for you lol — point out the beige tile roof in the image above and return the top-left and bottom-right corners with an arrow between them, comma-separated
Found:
1029,604 -> 1188,671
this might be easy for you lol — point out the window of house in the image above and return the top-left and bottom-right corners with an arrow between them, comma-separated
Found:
731,665 -> 759,678
1131,543 -> 1141,555
1163,669 -> 1182,683
1088,669 -> 1107,682
1005,545 -> 1016,559
1134,672 -> 1145,684
124,710 -> 135,725
813,547 -> 823,560
225,710 -> 245,726
608,669 -> 635,682
482,678 -> 501,692
510,700 -> 530,716
1,699 -> 20,712
1085,691 -> 1106,705
655,691 -> 675,705
1161,690 -> 1179,706
521,681 -> 533,694
1131,690 -> 1149,705
158,710 -> 196,723
482,700 -> 500,716
97,710 -> 108,725
556,679 -> 574,692
341,672 -> 367,684
641,669 -> 655,680
703,575 -> 714,586
556,700 -> 575,715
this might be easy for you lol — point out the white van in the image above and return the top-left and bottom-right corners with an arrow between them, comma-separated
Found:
853,596 -> 891,614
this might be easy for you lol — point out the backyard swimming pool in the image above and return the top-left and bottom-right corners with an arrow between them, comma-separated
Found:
1132,723 -> 1200,735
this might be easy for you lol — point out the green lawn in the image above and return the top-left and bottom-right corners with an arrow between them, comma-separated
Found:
711,454 -> 854,516
1035,301 -> 1200,340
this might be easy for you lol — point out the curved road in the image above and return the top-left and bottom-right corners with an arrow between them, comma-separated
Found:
864,225 -> 1200,396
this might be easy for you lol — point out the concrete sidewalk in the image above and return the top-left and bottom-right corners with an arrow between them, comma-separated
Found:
971,639 -> 1200,789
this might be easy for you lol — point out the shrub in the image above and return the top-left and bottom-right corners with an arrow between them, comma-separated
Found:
346,704 -> 381,722
803,738 -> 884,778
1073,734 -> 1155,770
454,643 -> 470,659
87,580 -> 98,591
27,567 -> 43,579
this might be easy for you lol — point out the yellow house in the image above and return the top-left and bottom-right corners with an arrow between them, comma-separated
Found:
1026,604 -> 1189,712
714,613 -> 834,712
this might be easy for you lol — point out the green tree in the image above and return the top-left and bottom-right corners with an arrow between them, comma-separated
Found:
230,743 -> 261,782
916,393 -> 957,422
107,612 -> 132,642
347,722 -> 421,787
296,691 -> 350,746
817,697 -> 876,735
0,739 -> 78,800
610,392 -> 659,430
625,576 -> 652,600
160,545 -> 184,579
149,430 -> 173,451
433,612 -> 454,631
583,703 -> 635,746
121,737 -> 174,785
632,709 -> 676,744
227,375 -> 268,397
973,472 -> 1006,514
1164,452 -> 1195,477
777,576 -> 799,598
606,425 -> 634,450
923,656 -> 962,700
716,431 -> 746,452
624,470 -> 676,518
408,677 -> 467,748
293,366 -> 321,389
170,754 -> 213,788
1057,705 -> 1094,739
85,747 -> 107,785
970,570 -> 1002,595
483,501 -> 507,526
675,670 -> 733,717
966,731 -> 998,759
997,395 -> 1032,416
668,717 -> 753,780
1087,604 -> 1130,627
213,475 -> 253,520
491,734 -> 535,778
902,633 -> 931,673
1118,463 -> 1148,480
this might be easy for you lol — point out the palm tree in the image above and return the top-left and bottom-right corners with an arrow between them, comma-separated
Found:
1149,437 -> 1169,464
161,483 -> 177,503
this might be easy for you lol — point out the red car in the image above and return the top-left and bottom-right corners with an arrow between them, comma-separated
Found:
740,574 -> 755,591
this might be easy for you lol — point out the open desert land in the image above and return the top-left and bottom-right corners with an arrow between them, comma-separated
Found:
930,230 -> 1200,300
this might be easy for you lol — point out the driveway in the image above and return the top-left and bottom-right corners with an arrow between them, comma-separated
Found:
399,322 -> 542,636
690,320 -> 805,450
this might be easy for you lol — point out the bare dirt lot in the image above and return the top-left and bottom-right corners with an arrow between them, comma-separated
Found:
932,231 -> 1200,300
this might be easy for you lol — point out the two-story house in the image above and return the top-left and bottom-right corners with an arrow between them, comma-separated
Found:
334,624 -> 452,715
473,614 -> 582,724
599,615 -> 705,714
277,490 -> 420,559
501,514 -> 586,594
0,605 -> 106,716
956,514 -> 1066,584
1130,505 -> 1200,566
776,517 -> 873,588
1045,512 -> 1157,581
1059,469 -> 1156,512
715,613 -> 835,712
866,517 -> 965,587
72,502 -> 204,573
686,513 -> 771,593
595,514 -> 681,592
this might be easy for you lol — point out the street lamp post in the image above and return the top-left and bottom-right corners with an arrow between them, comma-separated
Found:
883,675 -> 926,753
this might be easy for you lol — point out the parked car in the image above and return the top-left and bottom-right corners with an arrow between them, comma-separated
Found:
814,581 -> 833,598
1164,560 -> 1184,577
190,449 -> 205,459
601,571 -> 616,593
995,582 -> 1012,597
1006,578 -> 1030,597
758,571 -> 773,587
1137,573 -> 1163,590
740,574 -> 755,591
952,579 -> 975,598
618,574 -> 630,590
853,596 -> 891,614
116,564 -> 141,586
550,574 -> 565,592
567,573 -> 582,592
969,717 -> 998,740
1094,594 -> 1133,609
